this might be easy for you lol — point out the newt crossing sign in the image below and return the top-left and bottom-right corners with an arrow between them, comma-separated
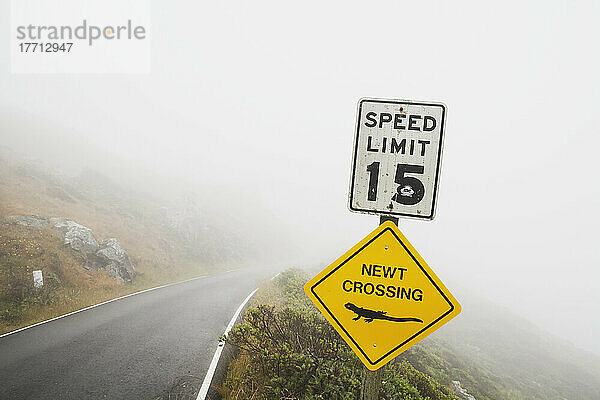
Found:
349,98 -> 446,220
304,221 -> 460,370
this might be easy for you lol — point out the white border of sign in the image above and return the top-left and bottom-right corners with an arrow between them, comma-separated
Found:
348,97 -> 447,220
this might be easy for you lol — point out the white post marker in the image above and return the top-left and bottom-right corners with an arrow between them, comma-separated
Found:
349,98 -> 446,220
33,270 -> 43,288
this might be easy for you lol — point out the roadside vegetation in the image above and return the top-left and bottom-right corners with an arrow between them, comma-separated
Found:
220,269 -> 600,400
220,269 -> 457,400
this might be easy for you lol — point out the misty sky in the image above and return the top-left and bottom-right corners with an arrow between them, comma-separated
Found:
1,1 -> 599,354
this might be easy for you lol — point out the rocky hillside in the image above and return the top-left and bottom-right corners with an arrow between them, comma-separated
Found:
0,217 -> 127,331
0,151 -> 278,334
8,215 -> 135,284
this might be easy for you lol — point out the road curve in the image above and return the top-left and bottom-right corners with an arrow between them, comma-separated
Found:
0,267 -> 278,399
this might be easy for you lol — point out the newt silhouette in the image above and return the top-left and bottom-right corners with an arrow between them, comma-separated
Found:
344,302 -> 423,323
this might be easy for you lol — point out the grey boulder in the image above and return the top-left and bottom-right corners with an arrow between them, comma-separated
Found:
95,238 -> 136,284
50,217 -> 100,254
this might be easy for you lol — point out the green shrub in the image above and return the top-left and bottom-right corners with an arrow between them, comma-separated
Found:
224,304 -> 363,399
222,269 -> 457,400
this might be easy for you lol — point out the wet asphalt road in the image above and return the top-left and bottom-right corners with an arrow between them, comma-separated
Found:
0,267 -> 277,400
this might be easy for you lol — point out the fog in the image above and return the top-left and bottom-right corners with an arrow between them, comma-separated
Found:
1,0 -> 599,355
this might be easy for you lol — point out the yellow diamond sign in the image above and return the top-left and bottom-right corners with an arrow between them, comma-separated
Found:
304,221 -> 461,370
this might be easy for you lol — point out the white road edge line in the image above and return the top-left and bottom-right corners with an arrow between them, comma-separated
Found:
196,287 -> 259,400
270,272 -> 281,281
224,268 -> 241,274
0,274 -> 215,339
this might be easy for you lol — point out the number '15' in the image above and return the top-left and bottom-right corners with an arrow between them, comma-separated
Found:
366,162 -> 425,205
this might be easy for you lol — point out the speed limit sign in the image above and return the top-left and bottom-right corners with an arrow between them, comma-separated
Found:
349,98 -> 446,220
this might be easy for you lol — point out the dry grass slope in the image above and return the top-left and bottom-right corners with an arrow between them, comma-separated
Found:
0,220 -> 129,333
0,156 -> 221,334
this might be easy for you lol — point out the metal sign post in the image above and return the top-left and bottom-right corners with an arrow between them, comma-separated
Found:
361,215 -> 397,400
362,365 -> 381,400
